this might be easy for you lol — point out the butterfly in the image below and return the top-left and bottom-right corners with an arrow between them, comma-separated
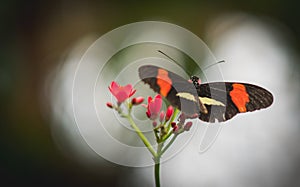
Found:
139,65 -> 273,123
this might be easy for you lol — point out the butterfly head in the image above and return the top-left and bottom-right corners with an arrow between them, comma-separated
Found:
190,75 -> 201,86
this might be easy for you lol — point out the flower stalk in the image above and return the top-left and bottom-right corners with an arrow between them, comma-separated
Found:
125,114 -> 157,157
107,81 -> 194,187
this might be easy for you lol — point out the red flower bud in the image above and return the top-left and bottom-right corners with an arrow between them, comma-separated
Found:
184,121 -> 193,131
152,121 -> 157,127
159,111 -> 165,122
131,97 -> 144,105
165,106 -> 174,121
171,122 -> 177,128
173,125 -> 179,133
106,102 -> 113,108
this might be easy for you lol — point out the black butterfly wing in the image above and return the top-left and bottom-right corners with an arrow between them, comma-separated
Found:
139,65 -> 201,116
196,82 -> 273,122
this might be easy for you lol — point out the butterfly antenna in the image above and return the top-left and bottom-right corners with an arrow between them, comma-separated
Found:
158,50 -> 225,70
203,60 -> 225,70
157,50 -> 179,64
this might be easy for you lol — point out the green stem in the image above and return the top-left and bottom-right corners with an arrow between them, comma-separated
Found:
126,115 -> 157,157
160,134 -> 178,157
154,157 -> 161,187
153,108 -> 180,187
154,142 -> 163,187
162,131 -> 173,142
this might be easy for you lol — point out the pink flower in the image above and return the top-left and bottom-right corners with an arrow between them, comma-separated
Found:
108,81 -> 136,103
146,95 -> 162,120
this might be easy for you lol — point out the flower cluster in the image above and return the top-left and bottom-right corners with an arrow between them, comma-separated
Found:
143,94 -> 177,140
107,81 -> 194,135
106,80 -> 195,187
171,113 -> 194,134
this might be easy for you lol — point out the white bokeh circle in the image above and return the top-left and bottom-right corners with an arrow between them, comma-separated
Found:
72,21 -> 224,167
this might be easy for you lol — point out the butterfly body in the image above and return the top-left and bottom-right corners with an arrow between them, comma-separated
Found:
139,65 -> 273,123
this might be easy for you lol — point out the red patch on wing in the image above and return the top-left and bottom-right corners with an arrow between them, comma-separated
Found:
156,69 -> 172,97
230,83 -> 250,113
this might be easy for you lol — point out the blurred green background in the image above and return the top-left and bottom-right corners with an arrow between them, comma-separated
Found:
1,0 -> 300,186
